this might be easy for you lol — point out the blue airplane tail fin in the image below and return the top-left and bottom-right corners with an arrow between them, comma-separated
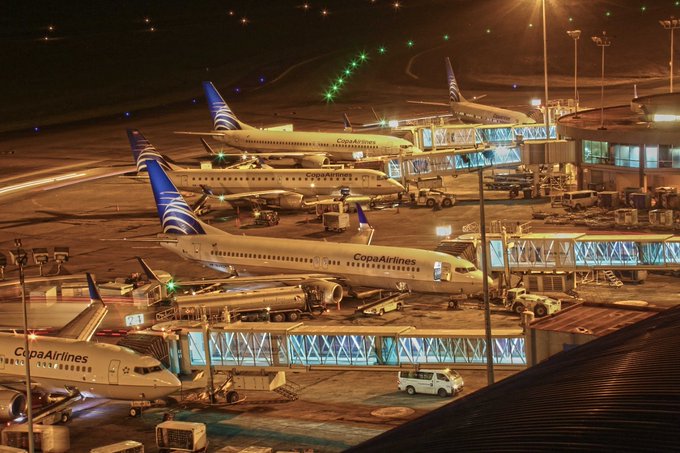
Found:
202,81 -> 252,131
146,159 -> 207,235
126,129 -> 174,173
445,57 -> 466,103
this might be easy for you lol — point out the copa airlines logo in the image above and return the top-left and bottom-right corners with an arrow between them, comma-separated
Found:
305,172 -> 353,178
159,191 -> 206,235
15,347 -> 88,364
353,253 -> 416,266
337,138 -> 376,145
448,73 -> 460,103
133,144 -> 171,173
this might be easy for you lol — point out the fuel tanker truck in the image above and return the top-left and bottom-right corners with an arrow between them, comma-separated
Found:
171,280 -> 342,323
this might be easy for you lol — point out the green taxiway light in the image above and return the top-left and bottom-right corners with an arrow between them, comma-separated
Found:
166,280 -> 176,292
337,77 -> 344,84
350,60 -> 358,68
216,151 -> 225,160
378,46 -> 386,54
331,84 -> 339,91
605,11 -> 611,17
443,34 -> 449,41
359,52 -> 367,61
324,91 -> 335,101
641,6 -> 646,12
407,40 -> 414,47
344,68 -> 352,75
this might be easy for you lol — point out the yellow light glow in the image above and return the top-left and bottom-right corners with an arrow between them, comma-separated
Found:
653,113 -> 680,122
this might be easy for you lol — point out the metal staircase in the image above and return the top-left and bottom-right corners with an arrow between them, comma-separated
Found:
273,382 -> 301,401
602,270 -> 623,287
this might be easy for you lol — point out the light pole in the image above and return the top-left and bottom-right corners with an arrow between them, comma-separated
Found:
659,17 -> 680,93
10,240 -> 34,453
477,167 -> 495,385
592,31 -> 611,130
567,29 -> 581,113
541,0 -> 550,139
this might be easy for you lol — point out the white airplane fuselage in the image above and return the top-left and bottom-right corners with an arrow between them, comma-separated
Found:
211,129 -> 420,161
167,168 -> 404,198
0,335 -> 180,400
451,101 -> 536,125
160,232 -> 487,295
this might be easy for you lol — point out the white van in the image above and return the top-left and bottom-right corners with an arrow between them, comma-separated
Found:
398,369 -> 464,397
561,190 -> 598,210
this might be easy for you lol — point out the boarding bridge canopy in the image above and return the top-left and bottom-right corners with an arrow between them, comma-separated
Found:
179,323 -> 525,372
400,123 -> 557,152
386,146 -> 522,180
478,232 -> 680,271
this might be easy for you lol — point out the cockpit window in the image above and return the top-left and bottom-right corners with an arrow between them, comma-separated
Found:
455,266 -> 477,274
134,365 -> 163,375
400,145 -> 410,149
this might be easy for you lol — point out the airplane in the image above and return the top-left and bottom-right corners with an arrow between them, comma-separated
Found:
0,274 -> 181,422
142,159 -> 489,296
177,81 -> 422,163
410,58 -> 537,125
128,129 -> 405,209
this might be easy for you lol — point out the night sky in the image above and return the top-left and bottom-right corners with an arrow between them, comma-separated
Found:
3,0 -> 680,133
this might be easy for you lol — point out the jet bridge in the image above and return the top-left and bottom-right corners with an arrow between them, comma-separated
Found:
161,322 -> 526,374
384,145 -> 522,180
455,232 -> 680,272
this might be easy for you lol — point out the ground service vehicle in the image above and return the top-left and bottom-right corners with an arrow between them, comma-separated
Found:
323,212 -> 350,232
562,190 -> 598,211
505,288 -> 561,317
172,284 -> 337,323
412,189 -> 456,208
356,292 -> 407,316
253,209 -> 279,226
2,424 -> 70,453
156,421 -> 207,453
398,369 -> 464,397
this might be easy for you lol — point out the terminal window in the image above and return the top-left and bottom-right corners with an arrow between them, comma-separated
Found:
614,144 -> 640,168
583,140 -> 609,164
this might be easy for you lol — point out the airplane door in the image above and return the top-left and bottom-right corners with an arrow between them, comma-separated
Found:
181,175 -> 189,187
277,175 -> 283,186
108,360 -> 121,385
433,261 -> 442,281
0,355 -> 4,370
312,256 -> 320,269
321,257 -> 329,269
362,175 -> 369,188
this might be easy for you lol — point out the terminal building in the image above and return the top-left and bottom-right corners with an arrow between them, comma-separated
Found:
557,92 -> 680,192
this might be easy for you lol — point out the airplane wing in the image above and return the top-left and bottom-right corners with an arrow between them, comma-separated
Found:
56,273 -> 108,342
348,203 -> 374,246
407,100 -> 449,107
164,273 -> 342,288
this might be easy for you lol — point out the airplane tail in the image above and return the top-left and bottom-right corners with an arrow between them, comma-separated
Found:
126,129 -> 178,173
146,159 -> 209,235
202,81 -> 254,131
445,57 -> 466,103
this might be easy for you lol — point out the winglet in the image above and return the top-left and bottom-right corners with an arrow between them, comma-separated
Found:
349,203 -> 374,245
126,129 -> 176,173
445,57 -> 466,103
356,203 -> 370,228
86,272 -> 104,305
136,256 -> 161,282
57,273 -> 108,342
201,137 -> 216,155
342,113 -> 352,132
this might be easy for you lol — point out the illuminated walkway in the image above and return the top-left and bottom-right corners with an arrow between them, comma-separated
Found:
170,323 -> 525,373
453,232 -> 680,272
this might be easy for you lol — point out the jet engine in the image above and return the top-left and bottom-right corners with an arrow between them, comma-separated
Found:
303,279 -> 344,305
270,193 -> 304,210
0,390 -> 26,421
299,155 -> 330,168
